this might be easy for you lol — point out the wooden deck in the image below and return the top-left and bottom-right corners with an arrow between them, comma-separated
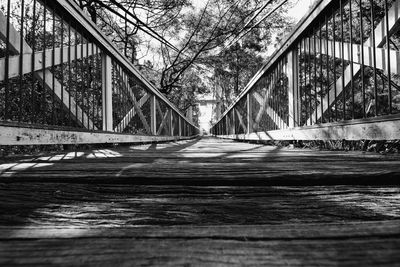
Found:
0,137 -> 399,266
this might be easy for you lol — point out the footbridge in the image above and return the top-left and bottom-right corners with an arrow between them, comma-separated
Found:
1,0 -> 400,265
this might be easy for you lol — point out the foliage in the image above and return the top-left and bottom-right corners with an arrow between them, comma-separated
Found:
297,0 -> 400,124
160,0 -> 295,101
74,0 -> 296,119
0,0 -> 301,129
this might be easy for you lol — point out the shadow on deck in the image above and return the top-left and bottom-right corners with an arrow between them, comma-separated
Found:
0,137 -> 399,265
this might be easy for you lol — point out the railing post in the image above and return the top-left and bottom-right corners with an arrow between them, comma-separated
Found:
187,105 -> 193,122
233,108 -> 237,135
150,95 -> 157,135
231,110 -> 235,135
102,54 -> 113,131
169,109 -> 173,136
247,93 -> 253,134
178,117 -> 182,136
225,115 -> 229,135
287,48 -> 299,128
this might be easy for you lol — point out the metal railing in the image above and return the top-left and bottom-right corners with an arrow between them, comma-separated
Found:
211,0 -> 400,141
0,0 -> 198,145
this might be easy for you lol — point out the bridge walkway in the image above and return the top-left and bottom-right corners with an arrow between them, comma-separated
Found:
0,137 -> 399,265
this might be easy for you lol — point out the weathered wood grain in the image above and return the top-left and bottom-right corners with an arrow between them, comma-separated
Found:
1,138 -> 400,184
1,235 -> 400,266
0,137 -> 399,266
1,184 -> 399,227
2,219 -> 400,239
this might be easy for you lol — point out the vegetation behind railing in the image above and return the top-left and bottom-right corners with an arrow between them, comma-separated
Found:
211,0 -> 400,141
0,0 -> 199,145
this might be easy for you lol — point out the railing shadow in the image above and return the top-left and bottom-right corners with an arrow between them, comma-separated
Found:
1,137 -> 400,266
0,137 -> 399,229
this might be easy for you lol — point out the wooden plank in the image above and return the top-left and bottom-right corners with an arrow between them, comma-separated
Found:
0,124 -> 197,145
0,137 -> 399,265
2,220 -> 400,239
217,114 -> 400,141
0,236 -> 399,266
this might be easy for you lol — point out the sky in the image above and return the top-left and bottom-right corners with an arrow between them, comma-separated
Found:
287,0 -> 315,20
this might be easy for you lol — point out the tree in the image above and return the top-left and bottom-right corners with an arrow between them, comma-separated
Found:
73,0 -> 190,64
72,0 -> 296,118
